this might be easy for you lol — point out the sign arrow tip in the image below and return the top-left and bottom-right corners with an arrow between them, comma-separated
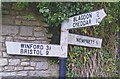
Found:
102,9 -> 107,18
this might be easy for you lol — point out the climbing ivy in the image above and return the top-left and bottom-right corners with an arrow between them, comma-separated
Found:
15,2 -> 29,10
37,2 -> 95,26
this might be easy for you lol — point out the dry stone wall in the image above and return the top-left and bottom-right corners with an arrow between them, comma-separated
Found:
0,3 -> 59,78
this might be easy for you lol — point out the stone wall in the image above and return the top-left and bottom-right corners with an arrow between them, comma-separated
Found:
0,3 -> 59,78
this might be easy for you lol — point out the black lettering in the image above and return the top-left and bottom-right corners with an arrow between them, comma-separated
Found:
29,44 -> 33,49
40,45 -> 44,50
40,51 -> 43,55
33,45 -> 37,49
86,40 -> 90,44
77,37 -> 95,45
36,50 -> 39,55
46,46 -> 49,50
79,21 -> 82,26
78,15 -> 81,20
36,45 -> 40,49
20,49 -> 28,54
46,45 -> 51,50
92,40 -> 95,44
76,38 -> 79,42
73,23 -> 76,27
76,38 -> 82,42
21,44 -> 25,48
83,14 -> 86,20
96,17 -> 100,23
89,40 -> 92,44
96,11 -> 100,23
83,20 -> 86,26
24,49 -> 27,54
96,41 -> 98,45
86,20 -> 89,25
29,49 -> 32,54
73,13 -> 92,27
20,49 -> 24,54
33,50 -> 36,54
81,14 -> 84,20
89,13 -> 92,18
73,19 -> 92,27
21,44 -> 33,49
89,19 -> 91,24
46,51 -> 49,55
73,17 -> 77,22
26,44 -> 32,49
97,11 -> 99,17
86,14 -> 89,19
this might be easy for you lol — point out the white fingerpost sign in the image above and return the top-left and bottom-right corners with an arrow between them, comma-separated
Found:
5,9 -> 106,58
64,9 -> 106,29
68,33 -> 102,48
6,42 -> 64,57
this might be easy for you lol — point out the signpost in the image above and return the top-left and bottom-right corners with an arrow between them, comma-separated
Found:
64,9 -> 106,29
5,9 -> 107,79
68,33 -> 102,48
6,41 -> 66,57
59,9 -> 106,79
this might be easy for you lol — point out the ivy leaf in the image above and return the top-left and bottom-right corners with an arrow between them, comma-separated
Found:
45,9 -> 49,13
83,56 -> 87,62
39,9 -> 44,13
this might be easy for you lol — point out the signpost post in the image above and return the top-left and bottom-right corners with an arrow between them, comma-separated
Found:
59,21 -> 69,79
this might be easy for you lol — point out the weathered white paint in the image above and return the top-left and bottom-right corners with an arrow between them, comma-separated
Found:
6,41 -> 64,57
68,33 -> 102,48
60,20 -> 69,58
64,9 -> 106,29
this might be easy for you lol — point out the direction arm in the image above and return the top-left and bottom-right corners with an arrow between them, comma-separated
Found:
66,9 -> 107,29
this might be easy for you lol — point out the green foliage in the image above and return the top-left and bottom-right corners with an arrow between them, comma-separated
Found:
37,2 -> 94,26
49,58 -> 59,65
15,2 -> 29,10
22,13 -> 35,20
